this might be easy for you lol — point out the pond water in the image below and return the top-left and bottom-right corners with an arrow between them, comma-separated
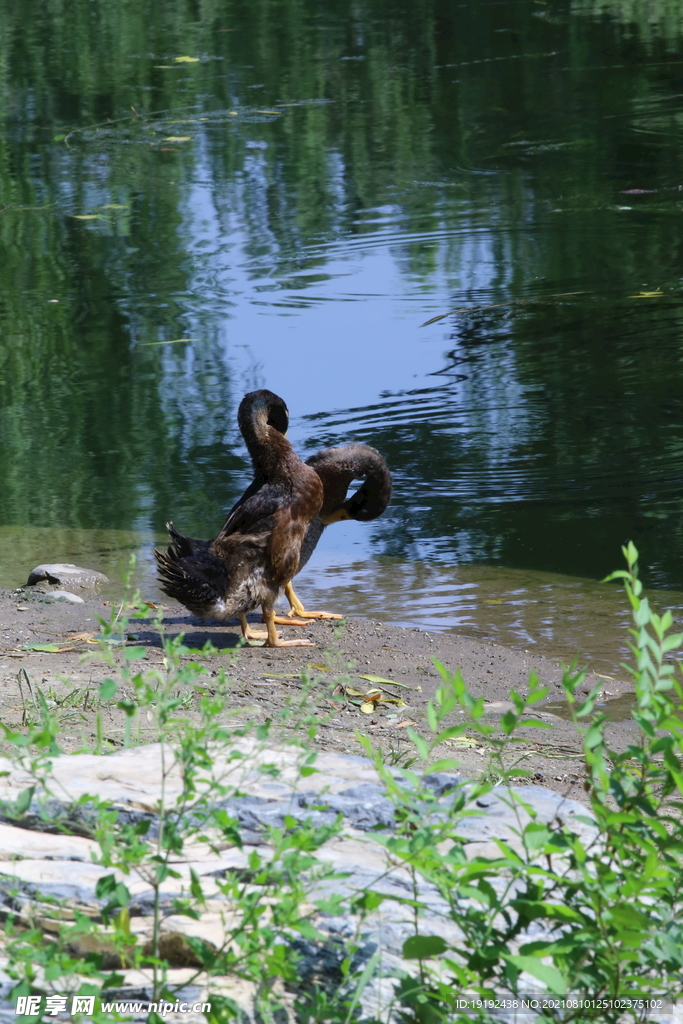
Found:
2,0 -> 683,675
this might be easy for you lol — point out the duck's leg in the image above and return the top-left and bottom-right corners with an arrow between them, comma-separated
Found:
239,614 -> 269,641
263,603 -> 315,647
282,581 -> 344,621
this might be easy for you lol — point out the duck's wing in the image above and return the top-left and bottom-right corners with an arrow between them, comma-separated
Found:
214,480 -> 285,543
219,477 -> 264,532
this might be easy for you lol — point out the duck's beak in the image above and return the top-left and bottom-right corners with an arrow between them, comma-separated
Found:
322,507 -> 352,526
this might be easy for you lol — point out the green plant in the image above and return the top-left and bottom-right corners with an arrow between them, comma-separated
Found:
356,542 -> 683,1022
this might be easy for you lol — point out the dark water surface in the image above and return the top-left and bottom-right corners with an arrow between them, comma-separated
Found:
2,0 -> 683,672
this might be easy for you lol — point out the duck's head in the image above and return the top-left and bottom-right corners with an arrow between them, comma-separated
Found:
238,389 -> 289,440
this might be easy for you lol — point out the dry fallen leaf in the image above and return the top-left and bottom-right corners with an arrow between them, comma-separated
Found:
344,685 -> 369,697
360,702 -> 376,714
395,720 -> 416,728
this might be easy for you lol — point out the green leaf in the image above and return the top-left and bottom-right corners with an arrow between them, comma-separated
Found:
99,679 -> 117,700
405,727 -> 430,760
402,934 -> 447,959
503,954 -> 566,994
611,904 -> 649,930
501,710 -> 517,734
294,918 -> 325,941
352,891 -> 385,912
123,646 -> 147,660
44,963 -> 66,980
14,786 -> 34,814
426,758 -> 462,773
53,134 -> 66,141
515,900 -> 583,923
522,822 -> 554,850
189,868 -> 204,901
95,875 -> 130,909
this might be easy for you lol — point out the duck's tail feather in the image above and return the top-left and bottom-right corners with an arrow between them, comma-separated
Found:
165,521 -> 212,560
154,546 -> 233,618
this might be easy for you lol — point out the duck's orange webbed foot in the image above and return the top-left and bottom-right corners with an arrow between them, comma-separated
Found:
262,606 -> 315,647
282,582 -> 344,622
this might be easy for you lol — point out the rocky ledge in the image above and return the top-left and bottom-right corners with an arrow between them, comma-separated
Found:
0,740 -> 616,1023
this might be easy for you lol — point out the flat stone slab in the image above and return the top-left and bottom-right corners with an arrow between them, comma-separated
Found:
0,741 -> 617,1024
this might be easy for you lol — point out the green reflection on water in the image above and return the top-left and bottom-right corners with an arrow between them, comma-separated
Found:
2,0 -> 683,624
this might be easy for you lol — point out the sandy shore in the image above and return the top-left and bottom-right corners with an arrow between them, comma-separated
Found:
0,585 -> 639,806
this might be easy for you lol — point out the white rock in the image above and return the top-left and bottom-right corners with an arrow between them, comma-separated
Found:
0,822 -> 98,861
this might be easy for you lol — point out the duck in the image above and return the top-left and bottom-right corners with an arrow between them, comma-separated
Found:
217,404 -> 392,620
276,442 -> 392,621
155,389 -> 323,648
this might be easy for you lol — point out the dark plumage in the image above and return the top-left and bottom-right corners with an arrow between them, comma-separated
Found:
155,390 -> 323,648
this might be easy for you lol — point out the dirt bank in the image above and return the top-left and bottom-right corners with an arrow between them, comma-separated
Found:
0,585 -> 639,807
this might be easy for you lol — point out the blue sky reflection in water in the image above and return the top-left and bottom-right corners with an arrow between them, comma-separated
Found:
2,0 -> 683,669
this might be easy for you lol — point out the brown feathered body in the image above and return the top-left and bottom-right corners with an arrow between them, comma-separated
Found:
155,390 -> 323,621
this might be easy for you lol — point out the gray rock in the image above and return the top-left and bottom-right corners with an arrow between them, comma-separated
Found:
303,783 -> 395,830
25,563 -> 110,590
